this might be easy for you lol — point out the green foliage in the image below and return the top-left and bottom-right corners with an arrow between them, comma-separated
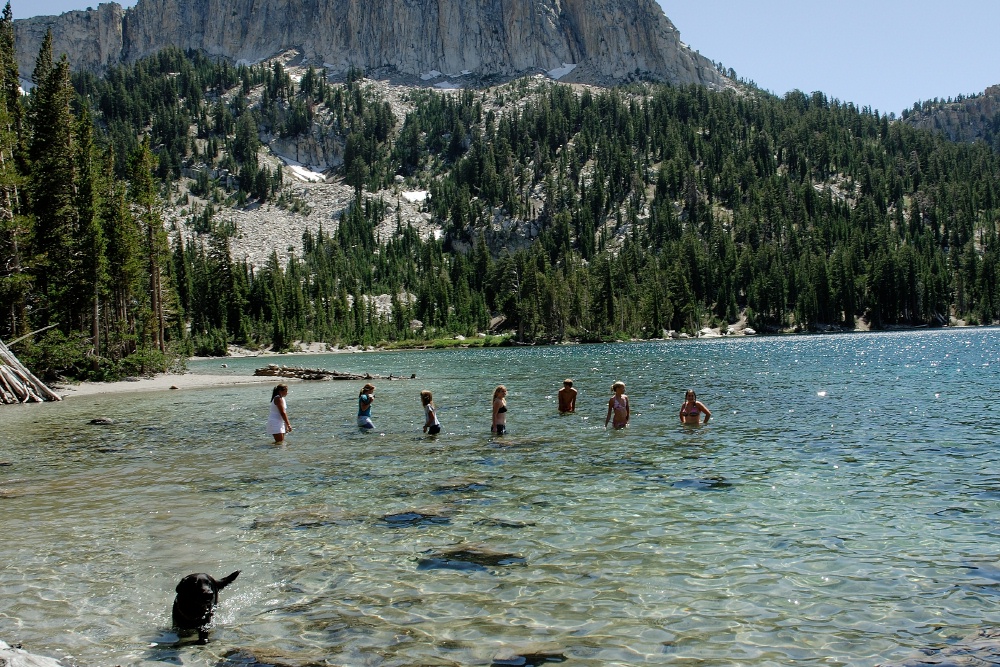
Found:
5,40 -> 1000,382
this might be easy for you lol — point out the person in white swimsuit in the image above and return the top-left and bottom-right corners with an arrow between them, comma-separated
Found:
267,384 -> 291,442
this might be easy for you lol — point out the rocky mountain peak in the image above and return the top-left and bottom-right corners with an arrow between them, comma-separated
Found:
14,0 -> 726,89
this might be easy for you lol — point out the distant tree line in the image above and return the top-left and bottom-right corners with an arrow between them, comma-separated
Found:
2,9 -> 999,379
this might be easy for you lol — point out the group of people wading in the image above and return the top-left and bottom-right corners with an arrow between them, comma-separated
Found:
266,380 -> 710,443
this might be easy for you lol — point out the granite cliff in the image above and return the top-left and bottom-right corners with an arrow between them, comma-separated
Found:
14,0 -> 724,88
901,84 -> 1000,149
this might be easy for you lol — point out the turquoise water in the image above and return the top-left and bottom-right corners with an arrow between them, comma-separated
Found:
2,329 -> 999,666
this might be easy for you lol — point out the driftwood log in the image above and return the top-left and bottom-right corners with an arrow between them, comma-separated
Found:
0,339 -> 61,404
253,364 -> 413,381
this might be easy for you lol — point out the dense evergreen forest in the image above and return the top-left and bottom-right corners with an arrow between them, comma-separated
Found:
1,5 -> 999,380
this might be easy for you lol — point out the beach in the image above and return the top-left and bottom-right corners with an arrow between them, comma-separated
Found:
54,371 -> 281,399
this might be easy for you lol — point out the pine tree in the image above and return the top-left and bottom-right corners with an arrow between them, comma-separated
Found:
0,2 -> 28,338
130,137 -> 168,352
100,146 -> 143,357
75,106 -> 107,360
28,37 -> 78,330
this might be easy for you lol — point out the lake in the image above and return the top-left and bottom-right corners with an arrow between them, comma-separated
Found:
2,329 -> 999,666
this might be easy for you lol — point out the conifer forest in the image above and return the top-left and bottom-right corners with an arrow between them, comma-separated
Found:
1,4 -> 999,380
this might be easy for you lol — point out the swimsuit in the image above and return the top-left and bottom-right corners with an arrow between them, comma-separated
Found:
358,394 -> 374,429
611,395 -> 628,427
266,396 -> 286,435
493,400 -> 507,435
682,403 -> 700,417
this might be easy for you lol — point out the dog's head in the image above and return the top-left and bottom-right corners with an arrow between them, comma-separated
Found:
172,570 -> 241,630
175,570 -> 240,597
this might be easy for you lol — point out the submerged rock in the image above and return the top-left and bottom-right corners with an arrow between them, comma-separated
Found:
433,477 -> 490,494
417,544 -> 525,571
381,507 -> 452,526
492,642 -> 567,666
876,627 -> 1000,666
670,477 -> 732,491
250,506 -> 361,530
219,647 -> 326,667
89,417 -> 115,425
475,517 -> 536,529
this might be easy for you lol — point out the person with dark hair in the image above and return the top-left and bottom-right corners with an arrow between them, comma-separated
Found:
358,383 -> 376,429
267,384 -> 291,442
558,379 -> 577,413
421,390 -> 442,435
679,389 -> 711,425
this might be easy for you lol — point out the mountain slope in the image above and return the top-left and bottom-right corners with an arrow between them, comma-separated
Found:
901,84 -> 1000,150
15,0 -> 725,89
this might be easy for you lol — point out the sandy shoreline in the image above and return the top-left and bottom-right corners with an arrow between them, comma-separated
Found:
54,372 -> 283,399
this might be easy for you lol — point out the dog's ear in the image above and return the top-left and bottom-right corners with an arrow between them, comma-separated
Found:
215,570 -> 241,590
175,574 -> 197,594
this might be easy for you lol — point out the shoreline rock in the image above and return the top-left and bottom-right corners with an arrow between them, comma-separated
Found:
0,641 -> 65,667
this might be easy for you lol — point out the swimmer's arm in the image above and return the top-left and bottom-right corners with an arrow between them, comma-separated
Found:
699,402 -> 711,423
604,399 -> 612,427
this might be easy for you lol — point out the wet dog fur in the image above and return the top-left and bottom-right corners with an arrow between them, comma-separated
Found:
171,570 -> 240,643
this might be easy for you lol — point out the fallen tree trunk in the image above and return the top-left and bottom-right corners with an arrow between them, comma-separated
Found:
254,364 -> 414,382
0,338 -> 62,404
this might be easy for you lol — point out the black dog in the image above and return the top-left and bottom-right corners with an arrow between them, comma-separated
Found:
171,570 -> 240,643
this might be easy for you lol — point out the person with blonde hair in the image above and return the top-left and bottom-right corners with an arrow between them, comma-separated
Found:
358,383 -> 376,429
421,390 -> 441,435
604,381 -> 630,429
491,385 -> 508,435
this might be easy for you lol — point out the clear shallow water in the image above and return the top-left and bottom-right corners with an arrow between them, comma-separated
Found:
2,329 -> 1000,667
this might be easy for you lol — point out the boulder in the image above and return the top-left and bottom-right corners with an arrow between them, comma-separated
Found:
417,544 -> 525,571
492,642 -> 566,666
876,627 -> 1000,666
0,641 -> 66,667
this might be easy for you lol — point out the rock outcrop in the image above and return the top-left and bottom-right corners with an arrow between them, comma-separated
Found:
14,3 -> 125,78
14,0 -> 725,89
902,84 -> 1000,145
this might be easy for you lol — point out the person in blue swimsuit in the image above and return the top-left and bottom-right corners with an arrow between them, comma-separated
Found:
679,389 -> 711,425
491,385 -> 508,435
358,383 -> 375,429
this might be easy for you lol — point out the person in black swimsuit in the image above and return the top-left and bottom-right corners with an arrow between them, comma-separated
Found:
491,385 -> 508,435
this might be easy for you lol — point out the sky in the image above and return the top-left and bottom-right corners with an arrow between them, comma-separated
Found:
12,0 -> 1000,116
661,0 -> 1000,115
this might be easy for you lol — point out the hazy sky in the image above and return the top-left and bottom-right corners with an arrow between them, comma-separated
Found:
13,0 -> 1000,116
